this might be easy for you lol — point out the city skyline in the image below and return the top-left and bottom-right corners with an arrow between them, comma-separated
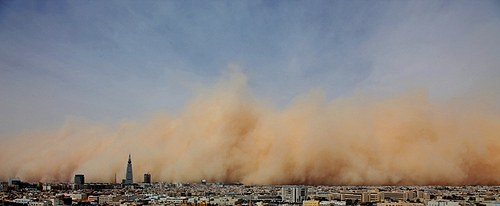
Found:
5,181 -> 500,206
1,1 -> 500,185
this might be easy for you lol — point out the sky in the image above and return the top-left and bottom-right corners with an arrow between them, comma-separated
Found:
1,1 -> 500,185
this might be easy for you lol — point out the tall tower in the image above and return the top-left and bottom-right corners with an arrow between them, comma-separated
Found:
144,173 -> 151,183
74,174 -> 84,190
125,154 -> 133,184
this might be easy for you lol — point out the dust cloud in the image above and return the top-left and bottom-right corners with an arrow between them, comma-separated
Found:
0,70 -> 499,185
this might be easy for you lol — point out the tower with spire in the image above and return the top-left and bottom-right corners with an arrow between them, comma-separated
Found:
125,154 -> 133,184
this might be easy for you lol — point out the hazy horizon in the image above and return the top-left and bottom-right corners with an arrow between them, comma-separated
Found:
1,1 -> 499,185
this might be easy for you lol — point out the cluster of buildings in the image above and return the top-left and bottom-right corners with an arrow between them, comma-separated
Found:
73,155 -> 151,191
3,180 -> 500,206
2,155 -> 500,206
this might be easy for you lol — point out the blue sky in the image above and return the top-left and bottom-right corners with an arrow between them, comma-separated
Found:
1,1 -> 499,135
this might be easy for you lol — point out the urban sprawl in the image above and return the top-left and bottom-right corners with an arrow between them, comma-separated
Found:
2,155 -> 500,206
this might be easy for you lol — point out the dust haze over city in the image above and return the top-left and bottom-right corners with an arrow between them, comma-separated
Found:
0,1 -> 500,186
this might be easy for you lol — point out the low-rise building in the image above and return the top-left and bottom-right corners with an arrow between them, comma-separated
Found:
303,200 -> 320,206
320,200 -> 347,206
14,197 -> 32,204
377,202 -> 425,206
425,200 -> 460,206
99,195 -> 113,205
28,200 -> 52,206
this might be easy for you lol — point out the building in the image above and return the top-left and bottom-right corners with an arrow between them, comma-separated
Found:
74,174 -> 84,185
64,193 -> 87,201
425,200 -> 460,206
99,195 -> 113,205
14,198 -> 31,204
417,191 -> 431,201
320,200 -> 347,206
362,192 -> 370,203
485,202 -> 500,206
406,191 -> 417,201
211,197 -> 240,205
383,192 -> 409,201
49,197 -> 64,206
124,154 -> 133,184
8,178 -> 21,186
377,203 -> 424,206
281,186 -> 307,203
144,173 -> 151,183
341,192 -> 361,201
28,200 -> 51,206
303,200 -> 320,206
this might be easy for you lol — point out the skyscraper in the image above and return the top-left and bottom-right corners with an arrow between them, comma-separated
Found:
74,174 -> 84,190
144,173 -> 151,183
74,174 -> 84,185
125,154 -> 133,184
